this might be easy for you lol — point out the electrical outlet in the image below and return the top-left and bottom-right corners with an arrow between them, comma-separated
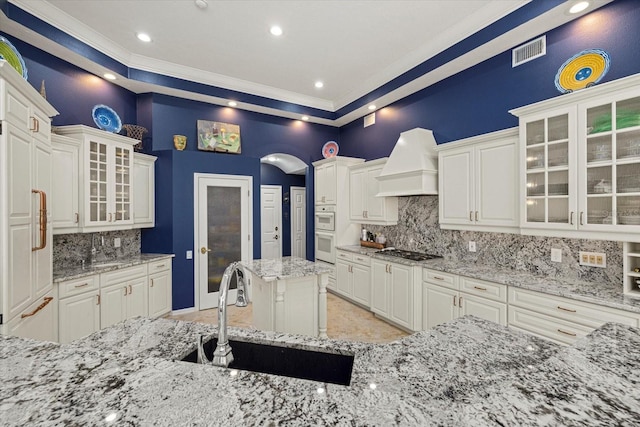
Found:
579,251 -> 606,268
113,237 -> 121,248
468,241 -> 476,252
186,250 -> 193,260
550,248 -> 562,263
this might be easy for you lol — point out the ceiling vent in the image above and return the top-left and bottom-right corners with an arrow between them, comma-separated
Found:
512,35 -> 546,67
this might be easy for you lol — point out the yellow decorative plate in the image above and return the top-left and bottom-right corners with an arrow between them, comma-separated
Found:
0,36 -> 28,80
555,49 -> 610,93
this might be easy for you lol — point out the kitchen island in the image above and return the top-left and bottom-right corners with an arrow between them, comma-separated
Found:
242,256 -> 331,337
2,315 -> 640,425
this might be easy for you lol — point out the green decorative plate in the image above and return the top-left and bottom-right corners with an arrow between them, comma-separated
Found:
0,36 -> 28,80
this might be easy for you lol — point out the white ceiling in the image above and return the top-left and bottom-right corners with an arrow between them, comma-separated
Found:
2,0 -> 611,125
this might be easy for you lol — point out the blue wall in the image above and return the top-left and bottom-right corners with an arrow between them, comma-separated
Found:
337,0 -> 640,158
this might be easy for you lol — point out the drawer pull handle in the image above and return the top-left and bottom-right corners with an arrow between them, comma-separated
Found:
21,297 -> 53,318
469,211 -> 473,222
433,276 -> 445,281
473,286 -> 487,291
96,294 -> 101,305
453,295 -> 457,306
458,296 -> 462,307
557,329 -> 576,337
128,284 -> 133,294
75,213 -> 80,223
74,282 -> 89,288
557,306 -> 576,313
150,279 -> 154,287
124,286 -> 128,296
156,264 -> 165,269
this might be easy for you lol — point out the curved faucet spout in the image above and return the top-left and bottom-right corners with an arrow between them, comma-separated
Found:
202,261 -> 250,367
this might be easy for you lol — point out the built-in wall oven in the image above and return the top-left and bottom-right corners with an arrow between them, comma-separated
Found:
315,230 -> 336,263
315,206 -> 335,231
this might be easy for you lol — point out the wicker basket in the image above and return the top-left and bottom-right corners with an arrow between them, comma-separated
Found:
121,124 -> 148,151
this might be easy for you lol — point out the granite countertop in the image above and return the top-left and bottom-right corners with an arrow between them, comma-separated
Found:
337,245 -> 640,314
2,316 -> 639,425
53,253 -> 175,282
242,256 -> 332,282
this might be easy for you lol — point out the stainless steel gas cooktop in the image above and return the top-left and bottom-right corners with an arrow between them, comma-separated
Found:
375,248 -> 441,262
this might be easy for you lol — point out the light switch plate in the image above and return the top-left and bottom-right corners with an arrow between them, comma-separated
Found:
550,248 -> 562,263
468,241 -> 476,252
579,251 -> 606,268
186,250 -> 193,259
114,237 -> 121,248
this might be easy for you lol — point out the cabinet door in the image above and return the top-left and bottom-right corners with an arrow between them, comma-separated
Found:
459,293 -> 507,326
439,148 -> 474,225
33,139 -> 53,298
351,264 -> 371,307
59,292 -> 100,343
364,164 -> 386,221
389,263 -> 412,329
423,283 -> 458,330
133,154 -> 155,227
100,283 -> 126,328
149,271 -> 172,318
335,260 -> 352,297
476,140 -> 518,226
113,143 -> 133,224
349,169 -> 366,221
371,260 -> 388,316
315,163 -> 336,204
52,136 -> 80,230
125,277 -> 148,319
7,292 -> 57,342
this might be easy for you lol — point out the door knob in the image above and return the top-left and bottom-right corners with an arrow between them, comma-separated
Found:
200,247 -> 211,254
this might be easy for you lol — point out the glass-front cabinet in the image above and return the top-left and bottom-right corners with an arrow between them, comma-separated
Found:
512,73 -> 640,240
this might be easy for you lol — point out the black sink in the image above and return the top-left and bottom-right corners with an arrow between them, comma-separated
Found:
181,338 -> 354,386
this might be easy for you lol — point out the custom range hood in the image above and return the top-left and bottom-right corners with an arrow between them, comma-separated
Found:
376,128 -> 438,196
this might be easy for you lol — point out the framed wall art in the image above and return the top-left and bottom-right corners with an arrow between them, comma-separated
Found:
197,120 -> 241,154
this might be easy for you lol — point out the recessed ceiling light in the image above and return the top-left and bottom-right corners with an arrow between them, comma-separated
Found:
103,73 -> 116,80
301,116 -> 309,121
195,0 -> 208,9
368,105 -> 376,110
137,33 -> 151,42
228,101 -> 237,107
569,1 -> 589,14
270,26 -> 283,36
314,81 -> 324,89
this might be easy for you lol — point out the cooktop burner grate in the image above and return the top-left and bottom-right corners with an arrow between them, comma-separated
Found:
375,249 -> 441,261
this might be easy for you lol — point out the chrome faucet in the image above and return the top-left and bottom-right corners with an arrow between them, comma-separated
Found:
197,261 -> 250,367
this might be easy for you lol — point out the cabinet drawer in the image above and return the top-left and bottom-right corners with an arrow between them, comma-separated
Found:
460,276 -> 507,303
423,268 -> 458,289
508,306 -> 593,345
352,254 -> 370,266
148,259 -> 171,273
58,274 -> 99,299
100,264 -> 147,287
336,251 -> 353,262
509,287 -> 639,328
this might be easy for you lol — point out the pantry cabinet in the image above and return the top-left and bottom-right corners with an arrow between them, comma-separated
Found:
335,250 -> 371,307
349,158 -> 398,225
437,128 -> 519,232
51,134 -> 81,232
371,259 -> 421,331
1,61 -> 58,341
133,152 -> 156,228
510,74 -> 640,241
148,259 -> 173,317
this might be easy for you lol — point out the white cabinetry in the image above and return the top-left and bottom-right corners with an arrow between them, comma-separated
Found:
371,259 -> 421,331
315,161 -> 337,205
508,287 -> 639,345
133,153 -> 156,228
148,259 -> 172,317
51,134 -> 81,233
1,61 -> 58,341
422,269 -> 507,330
100,264 -> 148,329
437,128 -> 518,232
335,250 -> 371,307
58,275 -> 100,344
349,158 -> 398,225
510,74 -> 640,241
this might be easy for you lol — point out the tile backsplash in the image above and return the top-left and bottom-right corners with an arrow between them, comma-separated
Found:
53,229 -> 141,269
365,196 -> 623,284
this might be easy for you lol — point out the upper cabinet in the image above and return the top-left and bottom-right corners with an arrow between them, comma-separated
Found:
349,158 -> 398,225
314,161 -> 337,205
51,134 -> 81,232
437,128 -> 519,232
133,153 -> 157,228
511,74 -> 640,241
52,125 -> 156,233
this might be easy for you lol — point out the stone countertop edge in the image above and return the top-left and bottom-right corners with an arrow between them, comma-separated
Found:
336,245 -> 640,314
241,256 -> 332,281
53,253 -> 175,282
2,315 -> 640,426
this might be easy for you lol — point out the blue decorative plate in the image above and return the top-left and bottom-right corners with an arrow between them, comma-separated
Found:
92,104 -> 122,133
0,36 -> 28,80
554,49 -> 610,94
322,141 -> 339,158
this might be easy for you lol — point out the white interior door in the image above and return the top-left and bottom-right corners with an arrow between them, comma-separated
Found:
290,186 -> 306,259
260,185 -> 282,259
195,174 -> 252,310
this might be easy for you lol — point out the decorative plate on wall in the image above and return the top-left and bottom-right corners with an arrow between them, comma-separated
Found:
554,49 -> 610,94
322,141 -> 339,158
92,104 -> 122,133
0,36 -> 28,80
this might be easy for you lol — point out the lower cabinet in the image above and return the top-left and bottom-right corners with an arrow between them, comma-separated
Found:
371,259 -> 422,331
100,276 -> 148,329
6,291 -> 58,342
423,269 -> 507,330
335,250 -> 371,307
148,259 -> 173,317
59,291 -> 100,344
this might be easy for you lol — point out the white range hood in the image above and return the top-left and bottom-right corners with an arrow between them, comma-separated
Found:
375,128 -> 438,197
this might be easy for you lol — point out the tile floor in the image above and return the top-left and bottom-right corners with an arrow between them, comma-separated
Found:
165,292 -> 409,344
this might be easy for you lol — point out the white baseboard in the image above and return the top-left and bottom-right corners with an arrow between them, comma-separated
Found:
170,307 -> 196,316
